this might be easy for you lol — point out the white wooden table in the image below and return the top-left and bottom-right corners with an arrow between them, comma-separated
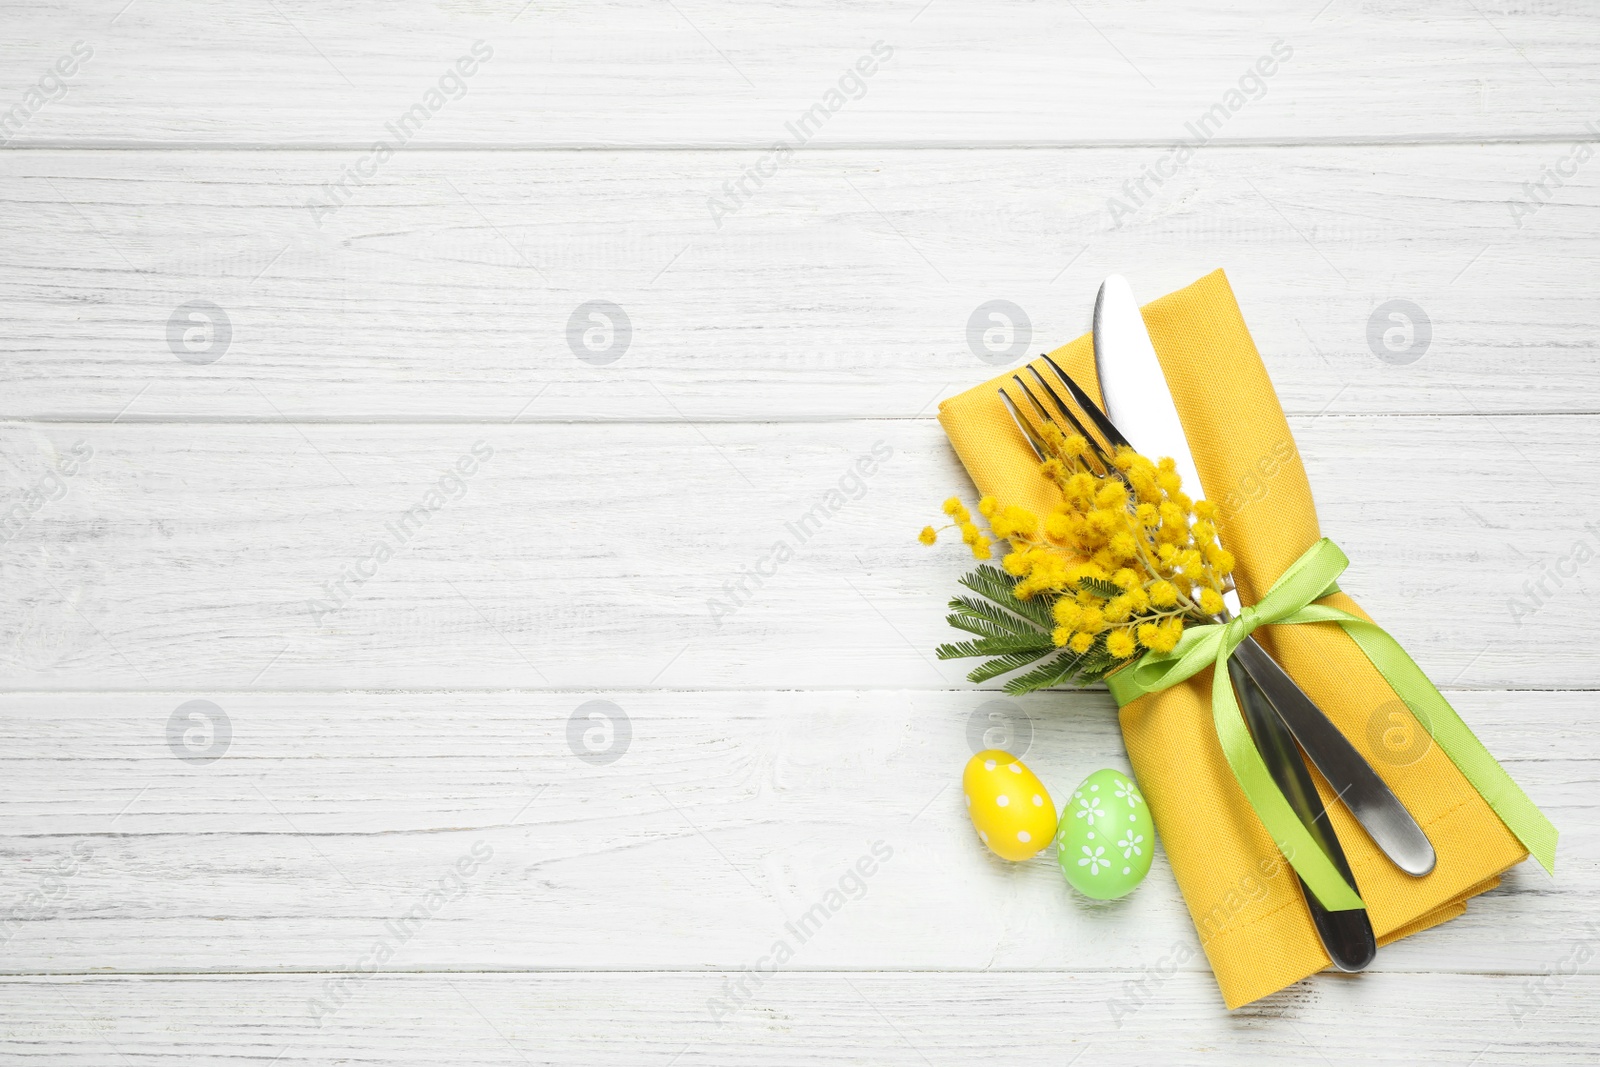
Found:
2,2 -> 1596,1062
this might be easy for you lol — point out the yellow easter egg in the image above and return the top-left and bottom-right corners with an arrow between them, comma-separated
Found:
962,749 -> 1057,861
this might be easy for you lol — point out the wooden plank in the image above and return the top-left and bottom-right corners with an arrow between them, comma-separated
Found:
2,2 -> 1598,145
2,146 -> 1596,421
0,971 -> 1594,1063
0,416 -> 1593,690
0,689 -> 1580,974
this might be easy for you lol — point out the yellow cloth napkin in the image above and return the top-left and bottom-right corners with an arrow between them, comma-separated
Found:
937,269 -> 1531,1008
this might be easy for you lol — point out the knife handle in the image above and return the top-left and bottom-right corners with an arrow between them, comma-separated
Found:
1232,636 -> 1437,877
1227,656 -> 1376,973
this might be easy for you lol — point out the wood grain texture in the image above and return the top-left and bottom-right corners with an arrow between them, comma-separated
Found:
0,972 -> 1594,1065
0,689 -> 1582,976
0,416 -> 1594,690
0,146 -> 1597,421
1,2 -> 1598,146
4,0 -> 1598,1057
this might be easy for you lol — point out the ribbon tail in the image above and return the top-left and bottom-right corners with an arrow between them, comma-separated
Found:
1208,650 -> 1366,911
1336,617 -> 1558,875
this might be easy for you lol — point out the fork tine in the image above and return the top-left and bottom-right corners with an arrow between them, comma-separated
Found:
1011,373 -> 1119,479
1019,366 -> 1119,477
1024,365 -> 1111,456
1011,375 -> 1075,451
1040,353 -> 1132,449
1010,373 -> 1055,431
996,387 -> 1047,461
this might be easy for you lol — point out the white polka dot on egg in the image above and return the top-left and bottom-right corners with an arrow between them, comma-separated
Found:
1032,794 -> 1043,807
984,759 -> 996,771
996,795 -> 1009,807
1017,831 -> 1031,843
964,795 -> 971,808
1008,764 -> 1022,774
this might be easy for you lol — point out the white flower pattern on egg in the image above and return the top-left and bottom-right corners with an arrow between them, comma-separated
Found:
1056,768 -> 1154,901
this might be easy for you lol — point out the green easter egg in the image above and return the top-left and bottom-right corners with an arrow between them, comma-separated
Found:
1055,768 -> 1153,900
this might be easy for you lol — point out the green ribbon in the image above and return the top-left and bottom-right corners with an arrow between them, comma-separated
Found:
1106,537 -> 1557,912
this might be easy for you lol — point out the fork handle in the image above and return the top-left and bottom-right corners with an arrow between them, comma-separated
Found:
1228,656 -> 1376,972
1233,636 -> 1437,877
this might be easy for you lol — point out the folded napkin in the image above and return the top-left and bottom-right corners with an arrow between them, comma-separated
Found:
938,269 -> 1539,1008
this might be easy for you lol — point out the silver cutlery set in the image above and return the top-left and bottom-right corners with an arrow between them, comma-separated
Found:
999,276 -> 1436,971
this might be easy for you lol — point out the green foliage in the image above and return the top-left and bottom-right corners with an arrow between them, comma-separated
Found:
1076,576 -> 1122,599
941,565 -> 1127,693
1000,650 -> 1086,694
966,649 -> 1056,684
936,634 -> 1056,660
944,595 -> 1040,640
957,565 -> 1053,629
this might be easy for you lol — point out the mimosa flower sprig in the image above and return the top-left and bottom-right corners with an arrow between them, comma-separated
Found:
921,425 -> 1235,694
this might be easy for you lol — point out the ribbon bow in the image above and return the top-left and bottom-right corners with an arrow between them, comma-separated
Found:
1107,537 -> 1557,911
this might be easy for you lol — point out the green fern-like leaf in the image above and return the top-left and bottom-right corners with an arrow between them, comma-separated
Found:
956,564 -> 1020,606
965,648 -> 1055,684
1077,577 -> 1122,599
1072,651 -> 1119,686
936,634 -> 1056,660
946,595 -> 1045,639
944,613 -> 1016,641
958,565 -> 1053,630
1000,650 -> 1088,695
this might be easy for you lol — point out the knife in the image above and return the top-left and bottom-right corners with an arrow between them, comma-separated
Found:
1092,275 -> 1435,879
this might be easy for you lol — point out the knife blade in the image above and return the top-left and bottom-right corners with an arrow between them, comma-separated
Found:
1091,274 -> 1435,878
